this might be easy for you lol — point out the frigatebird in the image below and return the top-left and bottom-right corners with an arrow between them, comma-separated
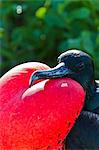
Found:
29,50 -> 99,149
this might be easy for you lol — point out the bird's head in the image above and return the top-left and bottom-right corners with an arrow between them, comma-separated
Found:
29,49 -> 95,92
57,50 -> 94,90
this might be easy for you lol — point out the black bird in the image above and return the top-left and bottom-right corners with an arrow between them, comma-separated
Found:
29,49 -> 99,149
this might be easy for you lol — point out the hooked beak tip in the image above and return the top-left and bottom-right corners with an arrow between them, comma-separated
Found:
29,72 -> 40,88
29,74 -> 35,88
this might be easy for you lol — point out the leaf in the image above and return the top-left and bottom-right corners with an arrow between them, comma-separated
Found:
35,7 -> 47,19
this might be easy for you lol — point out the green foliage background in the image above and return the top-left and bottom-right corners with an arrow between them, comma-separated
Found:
0,0 -> 99,78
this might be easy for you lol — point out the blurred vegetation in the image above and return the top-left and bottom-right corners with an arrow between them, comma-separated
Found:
0,0 -> 99,78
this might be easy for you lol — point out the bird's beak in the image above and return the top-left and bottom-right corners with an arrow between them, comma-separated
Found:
29,62 -> 73,87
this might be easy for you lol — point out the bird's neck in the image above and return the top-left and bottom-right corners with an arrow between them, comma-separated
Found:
84,79 -> 96,110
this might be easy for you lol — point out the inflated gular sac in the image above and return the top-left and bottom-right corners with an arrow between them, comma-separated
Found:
0,62 -> 85,150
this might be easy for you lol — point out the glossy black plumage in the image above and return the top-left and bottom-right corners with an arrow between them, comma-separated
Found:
88,81 -> 99,113
29,49 -> 99,149
65,111 -> 99,149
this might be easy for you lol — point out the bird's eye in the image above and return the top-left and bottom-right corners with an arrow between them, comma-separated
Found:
76,62 -> 84,71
